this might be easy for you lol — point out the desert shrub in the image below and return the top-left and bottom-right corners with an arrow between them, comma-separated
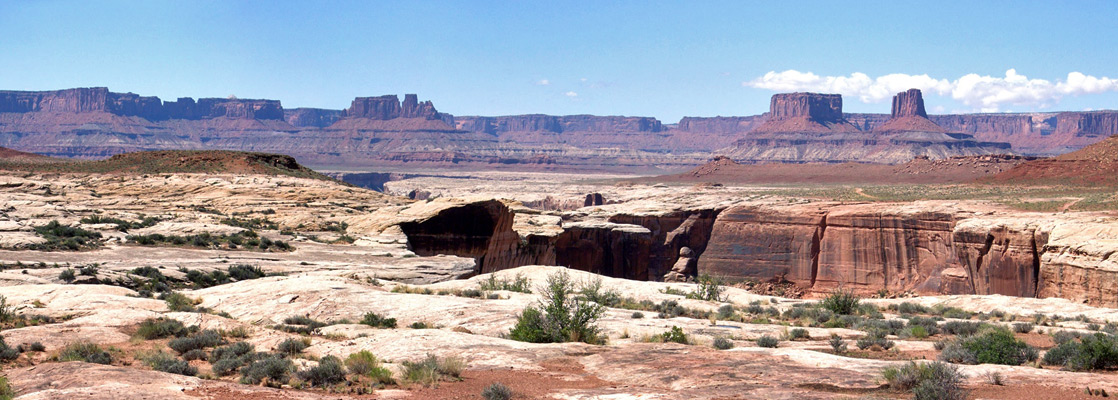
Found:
460,288 -> 483,298
401,354 -> 465,387
0,338 -> 18,362
276,315 -> 327,334
297,355 -> 347,387
212,357 -> 244,376
276,338 -> 309,355
162,292 -> 196,312
19,342 -> 46,352
58,341 -> 112,364
210,342 -> 254,361
717,304 -> 735,319
856,319 -> 906,336
478,273 -> 531,293
941,320 -> 984,336
181,349 -> 207,361
227,264 -> 266,280
59,268 -> 76,283
660,326 -> 688,344
631,311 -> 644,319
821,289 -> 860,315
345,350 -> 394,384
240,356 -> 294,385
0,376 -> 13,400
409,321 -> 431,329
892,302 -> 930,315
686,274 -> 725,302
856,331 -> 896,351
904,325 -> 930,339
481,382 -> 513,400
168,330 -> 223,354
712,336 -> 734,350
142,351 -> 197,376
360,312 -> 397,329
883,361 -> 967,400
1051,330 -> 1082,345
906,316 -> 941,336
31,221 -> 102,251
1042,333 -> 1118,371
134,317 -> 192,340
509,271 -> 604,344
578,276 -> 621,307
937,328 -> 1037,365
788,328 -> 810,341
829,334 -> 847,353
983,371 -> 1005,385
78,264 -> 98,276
756,335 -> 779,348
1012,322 -> 1035,334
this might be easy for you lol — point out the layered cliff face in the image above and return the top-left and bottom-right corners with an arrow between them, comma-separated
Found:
770,92 -> 843,121
0,87 -> 284,121
693,202 -> 1118,306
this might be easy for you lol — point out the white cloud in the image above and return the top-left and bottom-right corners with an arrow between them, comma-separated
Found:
580,78 -> 588,82
743,69 -> 1118,112
564,91 -> 578,97
536,79 -> 550,86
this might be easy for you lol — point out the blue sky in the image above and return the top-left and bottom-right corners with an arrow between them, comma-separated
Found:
1,1 -> 1116,121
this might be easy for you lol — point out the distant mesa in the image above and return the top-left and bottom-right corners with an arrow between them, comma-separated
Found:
344,94 -> 447,121
720,89 -> 1013,164
751,92 -> 860,134
873,88 -> 947,133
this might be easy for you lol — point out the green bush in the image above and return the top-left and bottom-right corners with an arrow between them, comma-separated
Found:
162,292 -> 196,312
821,289 -> 860,315
1042,333 -> 1118,371
297,355 -> 347,387
660,326 -> 688,344
756,335 -> 779,348
181,349 -> 207,361
788,328 -> 810,341
401,354 -> 465,387
856,332 -> 895,351
1012,322 -> 1035,334
210,342 -> 254,361
906,316 -> 941,336
228,264 -> 266,281
509,271 -> 604,344
134,317 -> 193,340
717,304 -> 735,319
883,361 -> 967,400
0,376 -> 14,400
58,342 -> 112,364
686,274 -> 725,302
360,312 -> 397,329
892,302 -> 930,315
578,276 -> 621,307
941,321 -> 984,336
938,328 -> 1037,365
240,356 -> 294,386
345,351 -> 394,384
59,268 -> 76,283
478,273 -> 532,293
481,382 -> 513,400
142,351 -> 197,376
31,221 -> 102,251
712,336 -> 734,350
277,338 -> 309,355
168,330 -> 223,354
829,334 -> 847,353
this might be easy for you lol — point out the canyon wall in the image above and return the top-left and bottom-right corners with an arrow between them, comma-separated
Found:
695,202 -> 1118,306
